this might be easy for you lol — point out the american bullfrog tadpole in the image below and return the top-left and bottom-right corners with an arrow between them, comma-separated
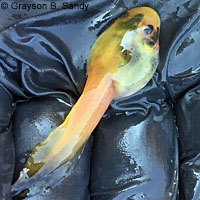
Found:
12,6 -> 160,195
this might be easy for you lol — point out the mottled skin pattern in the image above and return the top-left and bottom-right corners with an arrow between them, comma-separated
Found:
87,7 -> 160,98
12,7 -> 160,196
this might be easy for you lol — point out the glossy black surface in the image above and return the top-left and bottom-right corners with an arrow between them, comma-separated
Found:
0,85 -> 14,199
176,85 -> 200,200
90,102 -> 178,200
12,95 -> 91,200
0,0 -> 199,102
12,94 -> 75,182
166,10 -> 200,101
0,84 -> 13,131
0,0 -> 199,199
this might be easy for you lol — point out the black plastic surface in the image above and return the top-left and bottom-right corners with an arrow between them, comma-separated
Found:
0,0 -> 199,199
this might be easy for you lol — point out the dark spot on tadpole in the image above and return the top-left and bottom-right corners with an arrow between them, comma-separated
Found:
25,155 -> 45,177
117,14 -> 144,30
121,49 -> 132,63
119,46 -> 124,51
143,38 -> 155,46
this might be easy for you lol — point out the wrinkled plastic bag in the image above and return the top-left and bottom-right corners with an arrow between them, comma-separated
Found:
0,0 -> 200,199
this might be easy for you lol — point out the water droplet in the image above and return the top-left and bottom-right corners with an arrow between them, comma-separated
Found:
140,193 -> 146,198
43,187 -> 50,195
169,192 -> 173,197
125,111 -> 132,116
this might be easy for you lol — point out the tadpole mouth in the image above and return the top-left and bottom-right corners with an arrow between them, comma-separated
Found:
144,27 -> 160,46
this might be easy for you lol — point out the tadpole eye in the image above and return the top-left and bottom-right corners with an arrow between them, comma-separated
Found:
144,24 -> 154,35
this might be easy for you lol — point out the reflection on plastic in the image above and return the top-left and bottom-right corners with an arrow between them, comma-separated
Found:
166,11 -> 200,100
90,102 -> 178,199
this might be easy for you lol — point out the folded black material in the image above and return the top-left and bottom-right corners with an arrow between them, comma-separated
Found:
176,84 -> 200,200
0,85 -> 14,199
0,84 -> 13,131
168,10 -> 200,199
12,94 -> 91,200
166,10 -> 200,101
0,0 -> 199,199
90,102 -> 178,200
0,125 -> 15,200
12,94 -> 76,182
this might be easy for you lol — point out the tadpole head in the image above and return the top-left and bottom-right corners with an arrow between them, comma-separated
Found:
87,7 -> 160,99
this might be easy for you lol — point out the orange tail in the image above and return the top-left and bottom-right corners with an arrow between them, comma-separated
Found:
13,73 -> 115,191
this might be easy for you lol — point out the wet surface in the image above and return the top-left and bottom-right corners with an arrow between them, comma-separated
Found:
0,84 -> 13,131
176,84 -> 200,200
0,0 -> 199,101
0,125 -> 15,200
0,84 -> 14,200
12,8 -> 160,192
90,102 -> 178,200
12,94 -> 75,182
0,0 -> 65,31
0,0 -> 199,199
12,94 -> 91,200
166,10 -> 200,101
